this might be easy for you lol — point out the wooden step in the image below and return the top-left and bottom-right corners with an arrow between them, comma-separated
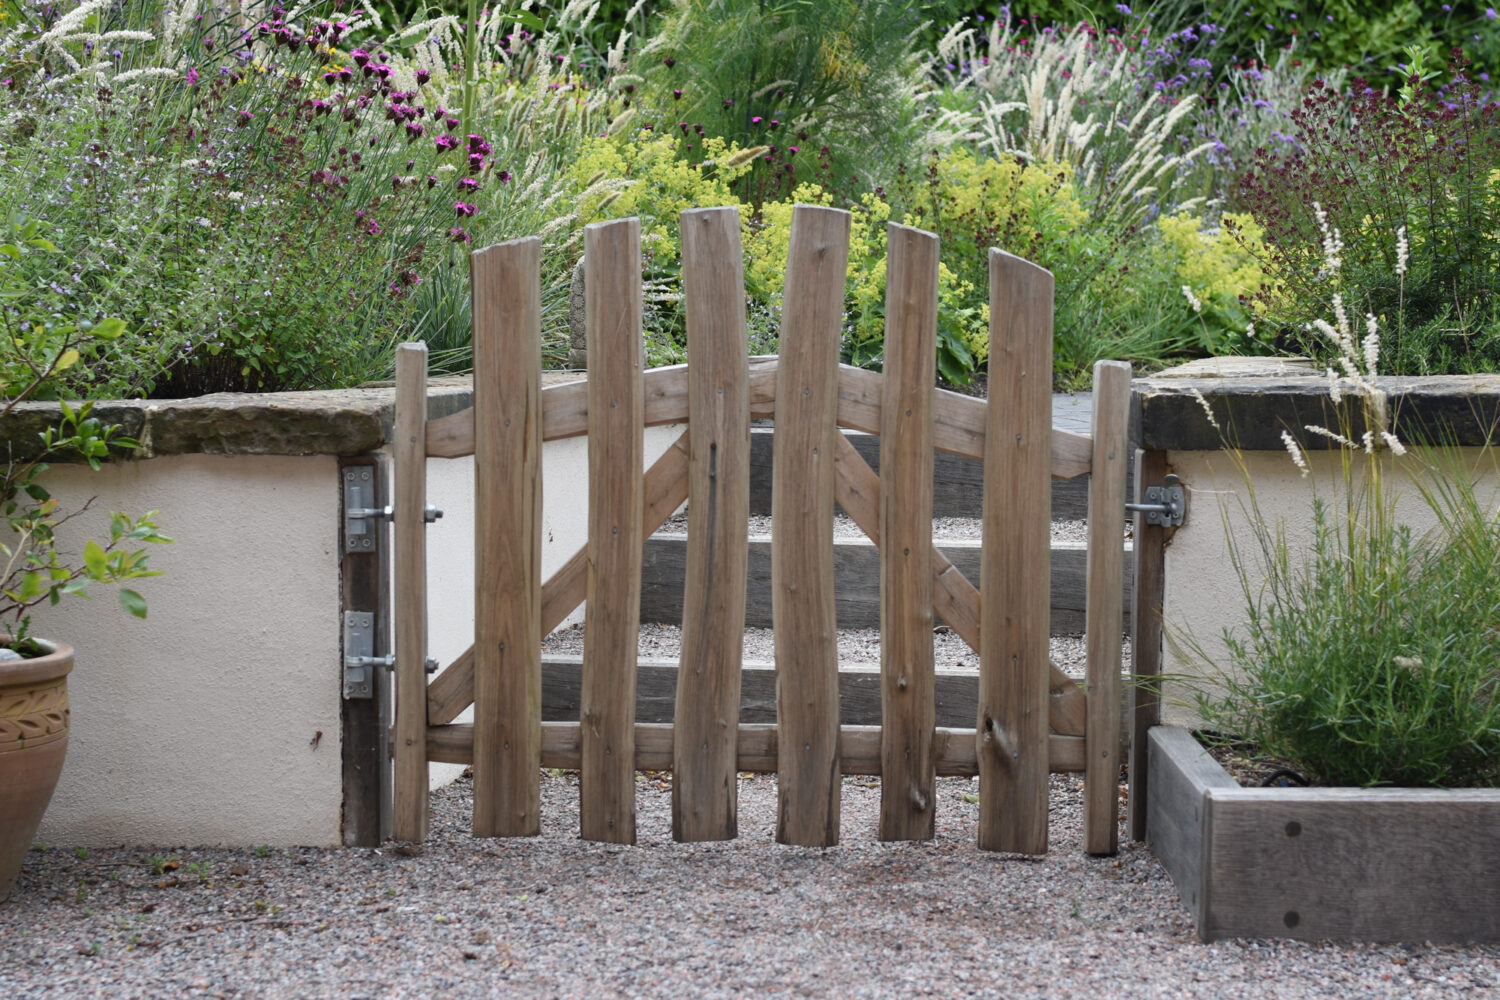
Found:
748,427 -> 1132,521
639,536 -> 1132,636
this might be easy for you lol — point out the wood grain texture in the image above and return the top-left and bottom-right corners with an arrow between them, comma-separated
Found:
1146,726 -> 1233,932
580,218 -> 644,844
1083,360 -> 1130,855
537,655 -> 995,728
428,722 -> 1087,775
772,204 -> 851,847
424,433 -> 690,728
830,434 -> 1090,738
391,342 -> 430,843
1128,449 -> 1168,842
877,224 -> 938,842
751,429 -> 1110,521
639,533 -> 1130,638
673,207 -> 750,842
978,249 -> 1053,855
470,238 -> 543,838
428,359 -> 1090,481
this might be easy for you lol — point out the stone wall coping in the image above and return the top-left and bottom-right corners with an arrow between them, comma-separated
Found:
0,371 -> 586,461
1134,357 -> 1500,452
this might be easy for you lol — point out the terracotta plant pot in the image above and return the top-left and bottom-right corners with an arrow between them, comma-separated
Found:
0,639 -> 73,903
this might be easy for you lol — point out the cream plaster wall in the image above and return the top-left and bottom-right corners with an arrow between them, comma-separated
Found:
420,427 -> 684,791
30,455 -> 343,847
1161,446 -> 1500,727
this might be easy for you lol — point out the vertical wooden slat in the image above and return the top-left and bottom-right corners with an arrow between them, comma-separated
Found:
1128,448 -> 1168,842
471,238 -> 543,838
673,207 -> 751,842
1084,359 -> 1130,855
772,204 -> 851,848
392,342 -> 430,843
580,217 -> 644,845
978,249 -> 1053,855
878,223 -> 938,842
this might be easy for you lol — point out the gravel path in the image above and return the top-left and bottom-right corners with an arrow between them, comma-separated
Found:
3,774 -> 1497,999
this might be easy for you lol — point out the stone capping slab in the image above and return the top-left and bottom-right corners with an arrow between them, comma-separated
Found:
0,372 -> 585,461
1147,725 -> 1500,944
1134,356 -> 1500,452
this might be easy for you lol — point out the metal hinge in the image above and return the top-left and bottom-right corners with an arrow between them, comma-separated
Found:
1126,473 -> 1186,527
343,466 -> 443,554
343,612 -> 438,700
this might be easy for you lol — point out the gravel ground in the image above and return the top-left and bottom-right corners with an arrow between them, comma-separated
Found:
3,773 -> 1497,1000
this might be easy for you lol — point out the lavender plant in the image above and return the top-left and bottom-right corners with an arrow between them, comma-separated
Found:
1191,222 -> 1500,787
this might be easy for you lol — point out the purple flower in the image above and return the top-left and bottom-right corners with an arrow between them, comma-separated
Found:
751,115 -> 763,124
351,48 -> 370,67
185,66 -> 199,86
416,69 -> 431,85
1489,7 -> 1497,18
672,88 -> 682,100
450,226 -> 471,244
1115,3 -> 1131,13
468,153 -> 485,172
497,169 -> 511,183
322,69 -> 339,83
237,109 -> 254,126
458,177 -> 480,192
405,121 -> 425,141
338,67 -> 353,82
445,115 -> 460,129
455,201 -> 476,217
467,134 -> 492,155
367,221 -> 383,236
434,133 -> 459,153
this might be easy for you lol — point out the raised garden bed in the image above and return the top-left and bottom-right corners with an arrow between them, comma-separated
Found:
1146,725 -> 1500,944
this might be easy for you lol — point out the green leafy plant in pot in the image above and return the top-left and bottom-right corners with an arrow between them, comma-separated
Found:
0,219 -> 171,901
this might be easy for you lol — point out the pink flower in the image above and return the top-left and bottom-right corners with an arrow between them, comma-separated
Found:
434,133 -> 459,153
457,177 -> 480,192
185,66 -> 199,86
454,201 -> 476,217
449,226 -> 471,243
351,48 -> 370,67
415,69 -> 431,85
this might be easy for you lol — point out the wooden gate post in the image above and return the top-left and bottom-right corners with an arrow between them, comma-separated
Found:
392,342 -> 430,843
471,238 -> 543,838
978,249 -> 1053,855
1084,359 -> 1130,855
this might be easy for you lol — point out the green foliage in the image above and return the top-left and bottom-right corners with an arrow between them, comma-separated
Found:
0,220 -> 171,636
1204,481 -> 1500,788
1235,70 -> 1500,375
635,0 -> 953,197
1193,276 -> 1500,788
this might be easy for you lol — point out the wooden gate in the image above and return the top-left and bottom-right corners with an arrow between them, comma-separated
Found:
389,205 -> 1130,855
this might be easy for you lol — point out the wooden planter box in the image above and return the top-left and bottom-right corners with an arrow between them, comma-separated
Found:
1146,725 -> 1500,943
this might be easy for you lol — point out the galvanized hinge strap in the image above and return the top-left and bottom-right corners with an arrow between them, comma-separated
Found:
343,466 -> 443,554
343,611 -> 439,700
1125,473 -> 1186,527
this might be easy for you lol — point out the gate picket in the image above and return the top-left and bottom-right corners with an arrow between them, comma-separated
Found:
772,205 -> 851,848
471,238 -> 543,838
878,223 -> 938,842
580,218 -> 645,845
978,249 -> 1054,855
673,207 -> 752,842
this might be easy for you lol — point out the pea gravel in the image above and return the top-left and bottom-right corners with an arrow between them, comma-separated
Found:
3,772 -> 1497,999
5,514 -> 1496,998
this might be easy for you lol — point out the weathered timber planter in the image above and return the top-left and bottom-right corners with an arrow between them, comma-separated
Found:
0,640 -> 73,902
1146,725 -> 1500,943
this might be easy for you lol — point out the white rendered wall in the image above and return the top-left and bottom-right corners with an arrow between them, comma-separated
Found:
30,455 -> 343,847
1161,446 -> 1500,727
422,426 -> 684,790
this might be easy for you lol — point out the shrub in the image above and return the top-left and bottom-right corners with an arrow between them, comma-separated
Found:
1235,68 -> 1500,375
1193,232 -> 1500,788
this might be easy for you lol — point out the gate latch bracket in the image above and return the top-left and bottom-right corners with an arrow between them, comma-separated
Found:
1125,473 -> 1186,528
343,611 -> 391,700
344,466 -> 443,553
